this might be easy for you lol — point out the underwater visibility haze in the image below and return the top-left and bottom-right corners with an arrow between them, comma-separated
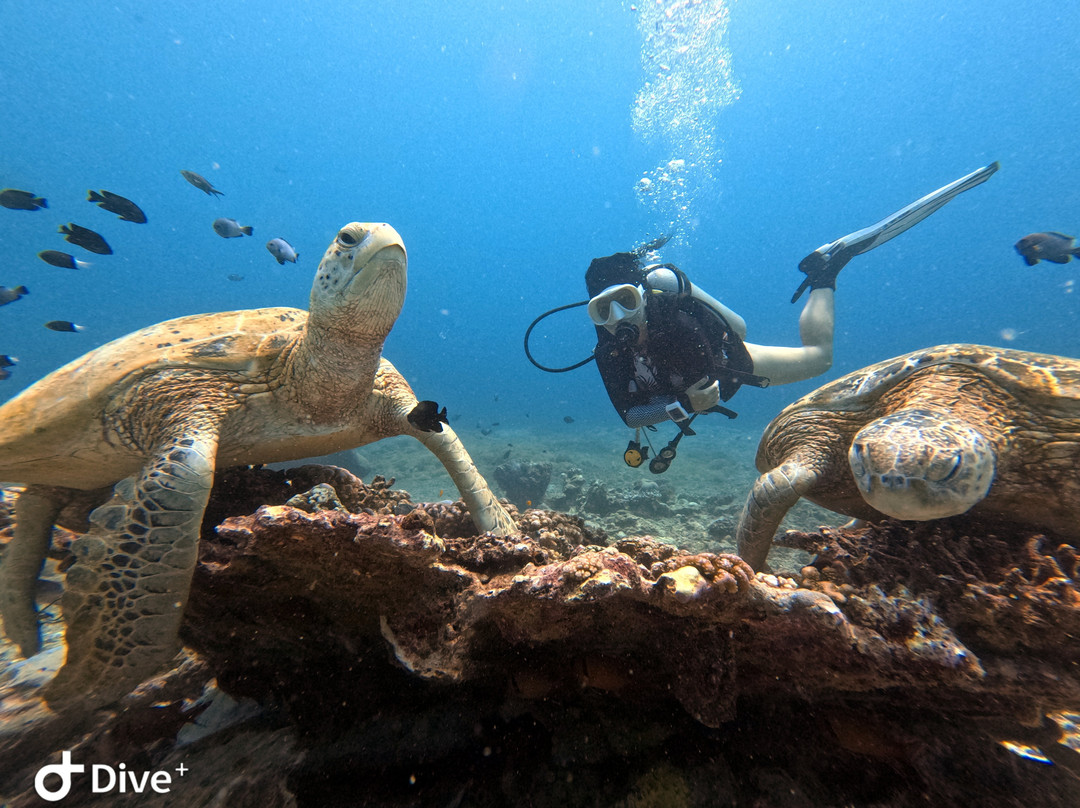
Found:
1,0 -> 1080,803
1,0 -> 1077,438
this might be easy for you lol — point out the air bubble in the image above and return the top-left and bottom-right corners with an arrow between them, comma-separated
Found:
631,0 -> 740,241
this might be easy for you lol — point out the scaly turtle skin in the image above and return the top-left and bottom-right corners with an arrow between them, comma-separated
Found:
736,344 -> 1080,571
0,222 -> 515,709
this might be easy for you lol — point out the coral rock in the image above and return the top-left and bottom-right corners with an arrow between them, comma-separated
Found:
5,470 -> 1080,806
493,460 -> 553,510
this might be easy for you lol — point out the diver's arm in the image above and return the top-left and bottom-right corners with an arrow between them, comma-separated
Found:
743,288 -> 834,385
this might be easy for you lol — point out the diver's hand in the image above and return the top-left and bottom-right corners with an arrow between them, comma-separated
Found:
686,377 -> 720,412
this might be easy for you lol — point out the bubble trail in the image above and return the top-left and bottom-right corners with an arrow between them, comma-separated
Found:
631,0 -> 741,242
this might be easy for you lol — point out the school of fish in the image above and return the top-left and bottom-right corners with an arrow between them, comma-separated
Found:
0,170 -> 301,381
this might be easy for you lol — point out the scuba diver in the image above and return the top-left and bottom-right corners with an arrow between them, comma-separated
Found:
525,161 -> 999,473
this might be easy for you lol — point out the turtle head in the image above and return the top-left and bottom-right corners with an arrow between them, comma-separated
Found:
310,222 -> 407,336
847,409 -> 996,521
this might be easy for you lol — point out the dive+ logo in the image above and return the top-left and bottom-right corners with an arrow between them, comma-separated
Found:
34,751 -> 188,802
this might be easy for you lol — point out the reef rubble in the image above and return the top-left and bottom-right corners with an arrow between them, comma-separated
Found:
1,465 -> 1078,806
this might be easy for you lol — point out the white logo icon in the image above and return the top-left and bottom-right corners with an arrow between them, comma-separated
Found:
35,751 -> 85,802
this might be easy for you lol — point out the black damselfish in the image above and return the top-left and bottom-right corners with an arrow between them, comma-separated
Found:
38,250 -> 91,270
88,190 -> 147,223
407,400 -> 449,433
59,223 -> 112,255
44,320 -> 84,332
0,189 -> 47,210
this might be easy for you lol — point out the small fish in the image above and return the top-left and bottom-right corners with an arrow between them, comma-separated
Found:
0,189 -> 47,210
59,223 -> 112,255
0,285 -> 28,306
180,170 -> 224,197
1015,232 -> 1080,266
213,218 -> 253,238
38,250 -> 92,270
0,368 -> 10,381
87,190 -> 147,223
45,320 -> 84,332
0,355 -> 17,368
227,273 -> 244,282
563,415 -> 575,424
407,400 -> 449,433
266,237 -> 298,265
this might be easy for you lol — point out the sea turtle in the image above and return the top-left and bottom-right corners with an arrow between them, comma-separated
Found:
0,221 -> 516,709
736,344 -> 1080,571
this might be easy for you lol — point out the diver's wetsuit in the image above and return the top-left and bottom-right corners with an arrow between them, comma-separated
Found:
593,293 -> 763,428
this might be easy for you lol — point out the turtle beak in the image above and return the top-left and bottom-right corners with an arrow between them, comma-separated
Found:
345,222 -> 407,272
311,222 -> 407,319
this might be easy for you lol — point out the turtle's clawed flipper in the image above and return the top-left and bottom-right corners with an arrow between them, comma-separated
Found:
44,428 -> 219,710
373,360 -> 516,536
0,486 -> 69,657
417,424 -> 517,536
736,459 -> 820,572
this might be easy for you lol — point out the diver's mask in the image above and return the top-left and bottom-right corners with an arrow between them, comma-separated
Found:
524,236 -> 670,374
586,283 -> 646,342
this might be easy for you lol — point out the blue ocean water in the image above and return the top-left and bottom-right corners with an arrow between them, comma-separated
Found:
1,0 -> 1077,442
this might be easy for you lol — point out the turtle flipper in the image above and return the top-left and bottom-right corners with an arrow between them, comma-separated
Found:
372,358 -> 515,536
43,429 -> 218,710
736,459 -> 820,572
417,425 -> 517,536
0,486 -> 69,657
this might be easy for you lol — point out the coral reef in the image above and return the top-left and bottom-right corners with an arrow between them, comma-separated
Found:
782,518 -> 1080,663
544,467 -> 835,562
493,460 -> 553,510
1,467 -> 1079,806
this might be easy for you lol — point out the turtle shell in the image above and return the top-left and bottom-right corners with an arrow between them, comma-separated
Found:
807,344 -> 1076,405
763,343 -> 1080,438
0,307 -> 306,485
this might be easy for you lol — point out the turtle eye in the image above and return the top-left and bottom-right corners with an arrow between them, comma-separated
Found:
934,453 -> 963,483
336,229 -> 361,248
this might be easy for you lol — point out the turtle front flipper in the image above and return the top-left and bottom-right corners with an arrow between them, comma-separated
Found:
417,425 -> 517,536
736,459 -> 821,572
0,485 -> 69,657
372,360 -> 516,536
43,428 -> 219,710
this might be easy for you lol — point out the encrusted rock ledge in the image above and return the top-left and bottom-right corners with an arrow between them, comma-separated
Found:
2,466 -> 1079,807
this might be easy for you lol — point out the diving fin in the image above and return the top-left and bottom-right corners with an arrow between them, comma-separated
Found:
792,161 -> 1000,302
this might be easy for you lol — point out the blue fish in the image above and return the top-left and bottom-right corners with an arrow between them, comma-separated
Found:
1015,232 -> 1080,266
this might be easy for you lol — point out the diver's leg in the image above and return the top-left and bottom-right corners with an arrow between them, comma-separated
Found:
744,288 -> 834,385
